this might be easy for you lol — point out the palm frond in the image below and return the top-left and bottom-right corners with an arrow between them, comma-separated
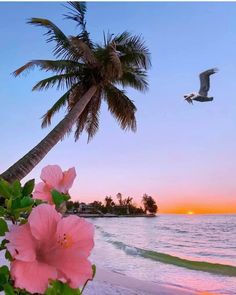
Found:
74,101 -> 90,140
65,2 -> 93,49
32,73 -> 79,91
118,67 -> 148,92
115,33 -> 151,70
28,18 -> 72,58
103,84 -> 137,131
94,43 -> 122,81
41,88 -> 72,128
108,41 -> 122,78
13,60 -> 83,76
67,84 -> 85,108
74,89 -> 102,142
113,31 -> 131,45
65,2 -> 87,27
67,84 -> 89,140
69,36 -> 96,64
85,90 -> 101,142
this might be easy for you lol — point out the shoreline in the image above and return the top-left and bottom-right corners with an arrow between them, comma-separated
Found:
66,213 -> 157,218
85,267 -> 198,295
0,246 -> 219,295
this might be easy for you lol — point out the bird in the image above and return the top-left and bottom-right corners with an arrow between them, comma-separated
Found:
184,68 -> 218,104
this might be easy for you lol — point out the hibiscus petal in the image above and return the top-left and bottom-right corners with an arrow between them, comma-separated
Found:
29,204 -> 60,241
6,224 -> 36,262
48,248 -> 93,288
41,165 -> 63,188
65,257 -> 93,289
56,215 -> 94,256
11,260 -> 57,294
33,182 -> 52,204
60,167 -> 76,193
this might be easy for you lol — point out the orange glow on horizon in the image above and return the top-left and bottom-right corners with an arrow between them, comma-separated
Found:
198,292 -> 224,295
74,194 -> 236,214
159,202 -> 236,214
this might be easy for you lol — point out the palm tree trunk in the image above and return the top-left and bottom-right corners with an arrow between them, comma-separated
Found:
1,85 -> 97,183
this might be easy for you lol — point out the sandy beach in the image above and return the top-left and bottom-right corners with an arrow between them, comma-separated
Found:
0,247 -> 196,295
84,267 -> 197,295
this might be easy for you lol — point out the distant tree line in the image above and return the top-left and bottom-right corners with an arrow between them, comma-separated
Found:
66,193 -> 158,215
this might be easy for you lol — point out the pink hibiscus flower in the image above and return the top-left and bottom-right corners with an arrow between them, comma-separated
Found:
6,204 -> 94,294
33,165 -> 76,204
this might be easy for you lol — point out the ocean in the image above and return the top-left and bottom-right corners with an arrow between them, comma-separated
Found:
89,214 -> 236,295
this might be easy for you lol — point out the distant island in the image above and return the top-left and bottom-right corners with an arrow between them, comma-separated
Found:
66,193 -> 158,218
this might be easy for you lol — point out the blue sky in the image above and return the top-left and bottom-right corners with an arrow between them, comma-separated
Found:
1,2 -> 236,213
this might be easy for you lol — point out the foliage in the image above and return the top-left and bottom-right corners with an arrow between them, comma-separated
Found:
66,200 -> 75,210
142,194 -> 158,214
51,189 -> 70,208
14,2 -> 151,142
89,201 -> 106,214
0,178 -> 35,223
0,177 -> 36,293
45,262 -> 96,295
0,173 -> 96,294
65,192 -> 158,216
116,193 -> 123,205
104,196 -> 115,210
45,280 -> 81,295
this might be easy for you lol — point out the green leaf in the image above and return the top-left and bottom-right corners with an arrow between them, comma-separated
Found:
5,250 -> 13,262
3,283 -> 15,295
61,283 -> 81,295
46,280 -> 81,295
11,196 -> 33,214
20,219 -> 28,225
0,239 -> 9,250
0,206 -> 6,217
0,218 -> 8,236
11,180 -> 22,197
92,264 -> 96,279
0,266 -> 10,286
52,190 -> 70,207
22,179 -> 35,196
6,198 -> 12,210
63,194 -> 70,202
0,265 -> 10,276
20,196 -> 34,208
0,179 -> 12,199
35,199 -> 44,206
11,198 -> 21,210
0,273 -> 7,286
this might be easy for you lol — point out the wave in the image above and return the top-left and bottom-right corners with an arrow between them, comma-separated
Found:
99,229 -> 116,239
108,240 -> 236,277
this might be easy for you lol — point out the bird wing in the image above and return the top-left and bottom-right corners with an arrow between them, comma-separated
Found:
199,68 -> 218,96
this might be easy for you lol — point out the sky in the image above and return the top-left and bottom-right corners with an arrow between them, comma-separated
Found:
1,2 -> 236,214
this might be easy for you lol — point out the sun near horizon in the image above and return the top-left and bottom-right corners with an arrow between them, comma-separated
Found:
75,194 -> 236,215
157,203 -> 236,214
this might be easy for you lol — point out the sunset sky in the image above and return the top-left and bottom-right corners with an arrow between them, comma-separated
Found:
1,2 -> 236,214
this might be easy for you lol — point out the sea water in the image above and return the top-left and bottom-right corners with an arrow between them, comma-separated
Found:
89,214 -> 236,294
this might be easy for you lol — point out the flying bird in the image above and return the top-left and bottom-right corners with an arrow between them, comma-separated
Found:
184,68 -> 218,104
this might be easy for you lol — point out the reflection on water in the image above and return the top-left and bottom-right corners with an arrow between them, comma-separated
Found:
89,214 -> 236,295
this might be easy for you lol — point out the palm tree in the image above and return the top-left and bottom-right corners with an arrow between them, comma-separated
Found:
116,192 -> 123,205
104,196 -> 115,213
123,196 -> 133,214
1,2 -> 150,183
